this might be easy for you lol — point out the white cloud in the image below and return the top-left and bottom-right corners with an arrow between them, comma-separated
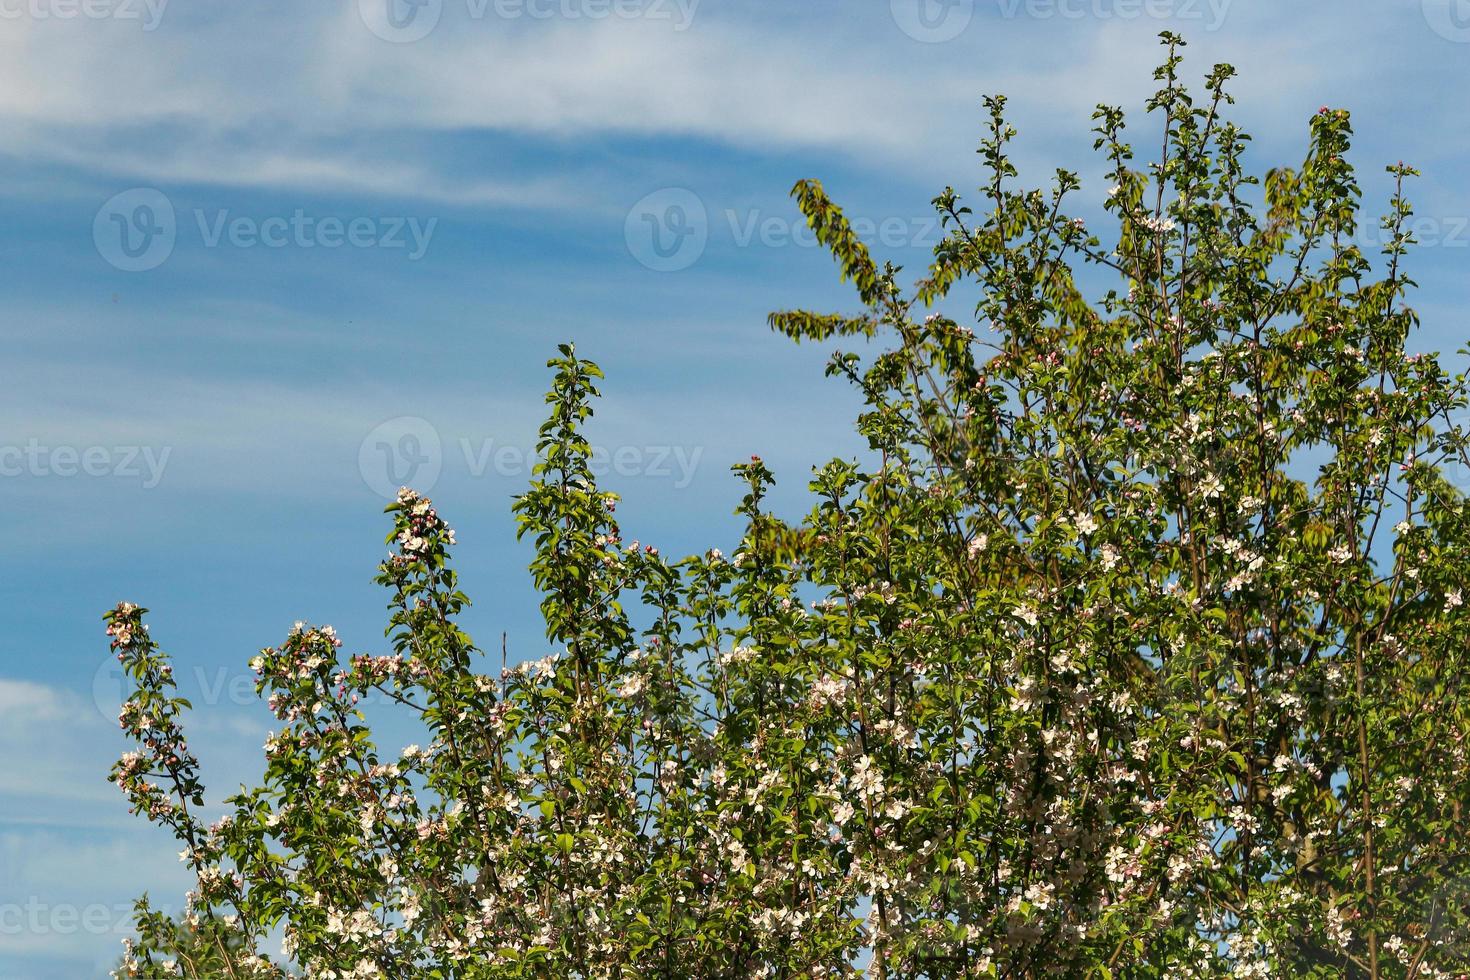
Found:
0,8 -> 944,202
0,679 -> 69,725
0,3 -> 1398,205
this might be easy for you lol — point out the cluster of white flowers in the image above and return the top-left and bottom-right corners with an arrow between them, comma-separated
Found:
1140,214 -> 1176,234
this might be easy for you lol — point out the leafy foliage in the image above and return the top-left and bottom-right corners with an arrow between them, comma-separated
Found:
107,36 -> 1470,978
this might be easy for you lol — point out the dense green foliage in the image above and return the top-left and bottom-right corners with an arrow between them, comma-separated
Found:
108,36 -> 1470,978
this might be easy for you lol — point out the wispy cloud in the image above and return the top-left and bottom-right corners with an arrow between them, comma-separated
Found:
0,679 -> 69,725
1,3 -> 1385,204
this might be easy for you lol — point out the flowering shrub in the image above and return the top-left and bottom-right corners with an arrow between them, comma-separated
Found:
108,36 -> 1470,978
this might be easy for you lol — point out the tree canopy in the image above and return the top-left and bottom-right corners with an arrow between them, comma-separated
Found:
108,34 -> 1470,979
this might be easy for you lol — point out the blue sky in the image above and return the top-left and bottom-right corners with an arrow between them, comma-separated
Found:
3,1 -> 1469,975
